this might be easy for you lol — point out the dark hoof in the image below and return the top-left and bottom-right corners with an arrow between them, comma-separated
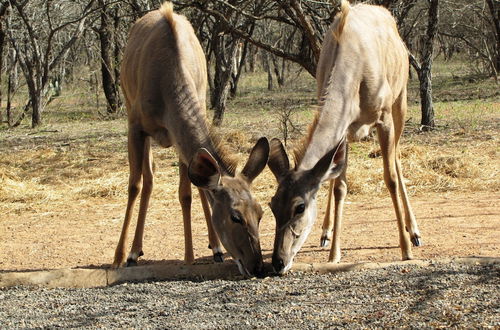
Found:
208,244 -> 212,250
125,259 -> 138,267
139,250 -> 144,257
411,236 -> 422,247
213,252 -> 224,263
320,237 -> 330,248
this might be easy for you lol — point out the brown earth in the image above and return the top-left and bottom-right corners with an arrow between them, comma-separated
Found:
1,172 -> 498,272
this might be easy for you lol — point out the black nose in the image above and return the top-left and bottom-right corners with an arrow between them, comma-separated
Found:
272,258 -> 285,274
254,264 -> 265,278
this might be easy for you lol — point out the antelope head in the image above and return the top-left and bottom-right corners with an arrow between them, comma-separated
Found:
188,137 -> 269,277
268,137 -> 347,275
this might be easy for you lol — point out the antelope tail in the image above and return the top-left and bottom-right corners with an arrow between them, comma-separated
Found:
159,2 -> 176,35
333,0 -> 350,41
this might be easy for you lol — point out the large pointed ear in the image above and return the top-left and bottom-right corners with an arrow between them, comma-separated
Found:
188,148 -> 221,190
241,137 -> 270,184
267,138 -> 290,182
308,136 -> 347,184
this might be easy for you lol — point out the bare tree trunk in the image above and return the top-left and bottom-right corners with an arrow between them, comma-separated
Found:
248,44 -> 257,72
262,51 -> 273,91
410,0 -> 439,131
6,67 -> 12,125
272,55 -> 286,87
0,27 -> 4,123
486,0 -> 500,74
98,0 -> 119,114
211,25 -> 240,126
0,2 -> 9,123
31,93 -> 42,128
417,65 -> 434,129
113,5 -> 121,102
419,0 -> 438,130
230,36 -> 251,97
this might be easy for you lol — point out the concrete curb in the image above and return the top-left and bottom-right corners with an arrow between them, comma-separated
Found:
1,257 -> 498,289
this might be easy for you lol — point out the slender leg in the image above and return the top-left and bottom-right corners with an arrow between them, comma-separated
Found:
395,159 -> 421,246
112,127 -> 145,268
198,188 -> 224,262
328,167 -> 348,263
320,180 -> 335,247
179,161 -> 194,264
126,137 -> 154,266
392,90 -> 421,246
377,112 -> 413,261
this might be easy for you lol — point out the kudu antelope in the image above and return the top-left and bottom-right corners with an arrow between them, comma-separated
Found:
113,2 -> 269,277
268,1 -> 421,274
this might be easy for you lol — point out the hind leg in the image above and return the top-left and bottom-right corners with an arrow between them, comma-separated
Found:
393,90 -> 421,246
377,111 -> 413,260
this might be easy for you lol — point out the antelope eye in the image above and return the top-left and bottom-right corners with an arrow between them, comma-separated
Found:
231,214 -> 243,224
295,203 -> 305,215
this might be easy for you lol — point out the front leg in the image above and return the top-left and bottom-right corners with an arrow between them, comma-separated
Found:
198,188 -> 224,262
127,137 -> 154,266
179,161 -> 194,264
328,167 -> 347,263
320,179 -> 335,247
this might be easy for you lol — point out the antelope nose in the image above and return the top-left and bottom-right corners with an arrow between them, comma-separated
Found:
254,262 -> 265,278
272,258 -> 285,275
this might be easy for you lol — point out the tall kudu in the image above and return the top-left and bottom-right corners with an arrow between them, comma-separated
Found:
268,1 -> 421,274
113,2 -> 269,277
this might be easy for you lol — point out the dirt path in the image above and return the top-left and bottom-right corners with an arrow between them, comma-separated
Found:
1,189 -> 498,272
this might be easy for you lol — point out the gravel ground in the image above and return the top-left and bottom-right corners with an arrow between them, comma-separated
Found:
1,261 -> 498,328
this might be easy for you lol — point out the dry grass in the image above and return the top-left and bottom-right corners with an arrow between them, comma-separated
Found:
0,60 -> 499,216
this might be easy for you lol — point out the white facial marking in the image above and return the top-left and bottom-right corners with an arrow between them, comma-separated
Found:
282,260 -> 293,274
290,199 -> 318,262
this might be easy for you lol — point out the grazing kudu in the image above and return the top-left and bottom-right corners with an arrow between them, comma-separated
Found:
113,2 -> 269,277
268,1 -> 421,274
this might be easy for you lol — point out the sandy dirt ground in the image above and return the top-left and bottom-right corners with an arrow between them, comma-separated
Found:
1,178 -> 498,272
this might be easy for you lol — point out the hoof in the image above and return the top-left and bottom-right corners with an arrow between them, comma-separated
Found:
320,237 -> 330,248
125,250 -> 143,267
208,244 -> 212,249
411,236 -> 422,247
213,252 -> 224,263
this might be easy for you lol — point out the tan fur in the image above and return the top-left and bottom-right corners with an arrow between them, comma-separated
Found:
269,2 -> 422,274
292,110 -> 320,169
208,126 -> 238,176
113,2 -> 268,277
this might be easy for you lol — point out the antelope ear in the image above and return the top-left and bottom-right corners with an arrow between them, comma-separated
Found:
241,137 -> 270,184
267,138 -> 290,182
188,148 -> 221,190
308,136 -> 347,184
